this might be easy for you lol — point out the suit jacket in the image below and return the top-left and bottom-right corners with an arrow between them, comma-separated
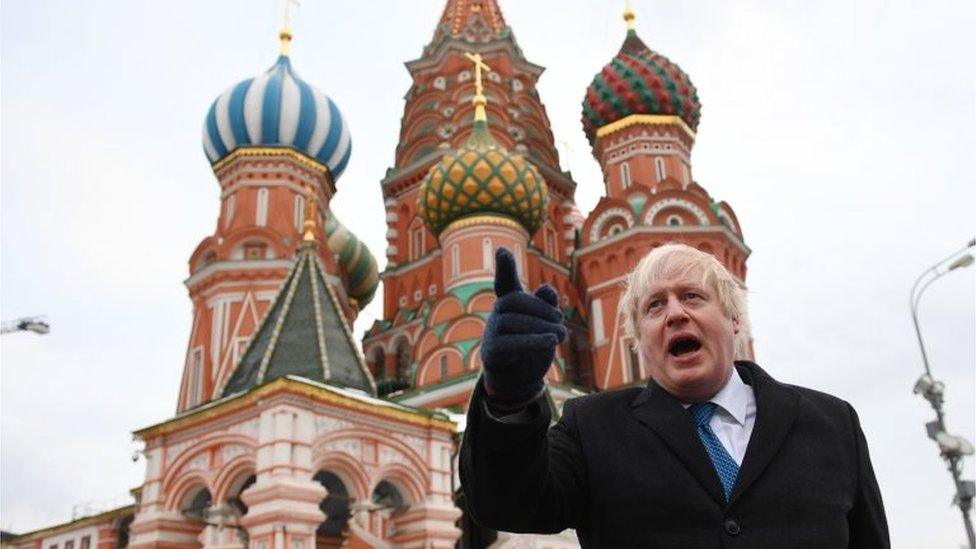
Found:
459,361 -> 889,548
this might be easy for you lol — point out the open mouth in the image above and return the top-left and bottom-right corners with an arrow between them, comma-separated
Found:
668,336 -> 702,357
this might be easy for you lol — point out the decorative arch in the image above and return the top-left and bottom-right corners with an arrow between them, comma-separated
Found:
313,450 -> 371,502
429,296 -> 464,326
643,198 -> 709,226
165,472 -> 211,511
370,462 -> 426,505
392,336 -> 413,385
466,291 -> 495,314
589,207 -> 636,243
211,454 -> 257,503
442,316 -> 485,343
162,433 -> 257,500
314,429 -> 428,503
417,347 -> 463,385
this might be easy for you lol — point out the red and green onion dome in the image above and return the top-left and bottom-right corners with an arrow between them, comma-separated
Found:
418,120 -> 548,236
582,29 -> 701,144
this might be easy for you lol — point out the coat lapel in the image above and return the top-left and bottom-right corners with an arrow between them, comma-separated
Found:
729,361 -> 799,504
630,382 -> 727,506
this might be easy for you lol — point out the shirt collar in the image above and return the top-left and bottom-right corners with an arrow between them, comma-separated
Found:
708,367 -> 750,426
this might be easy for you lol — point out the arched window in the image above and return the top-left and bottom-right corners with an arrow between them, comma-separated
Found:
482,238 -> 492,270
439,354 -> 449,379
181,487 -> 211,521
314,471 -> 352,537
373,347 -> 386,381
620,161 -> 631,189
371,480 -> 406,511
411,226 -> 424,261
294,194 -> 305,232
224,194 -> 236,229
655,158 -> 666,182
544,227 -> 557,258
451,244 -> 460,278
186,348 -> 204,408
395,339 -> 412,385
256,187 -> 269,227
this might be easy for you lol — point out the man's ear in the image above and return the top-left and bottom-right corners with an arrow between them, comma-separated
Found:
732,317 -> 741,335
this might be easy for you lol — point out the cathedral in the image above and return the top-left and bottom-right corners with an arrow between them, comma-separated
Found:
3,1 -> 750,548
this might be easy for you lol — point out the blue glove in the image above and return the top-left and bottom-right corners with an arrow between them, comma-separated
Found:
481,247 -> 567,407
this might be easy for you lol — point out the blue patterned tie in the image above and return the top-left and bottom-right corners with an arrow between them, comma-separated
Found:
689,402 -> 739,501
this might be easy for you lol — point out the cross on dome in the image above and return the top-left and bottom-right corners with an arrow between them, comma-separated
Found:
464,52 -> 492,122
279,0 -> 300,55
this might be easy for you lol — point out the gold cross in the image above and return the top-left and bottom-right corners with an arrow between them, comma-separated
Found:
464,52 -> 492,121
279,0 -> 301,55
624,0 -> 636,30
464,52 -> 492,97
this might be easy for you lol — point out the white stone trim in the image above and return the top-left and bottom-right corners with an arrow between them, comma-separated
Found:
643,198 -> 709,225
589,207 -> 636,243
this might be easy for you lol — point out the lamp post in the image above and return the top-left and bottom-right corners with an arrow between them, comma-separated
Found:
910,238 -> 976,548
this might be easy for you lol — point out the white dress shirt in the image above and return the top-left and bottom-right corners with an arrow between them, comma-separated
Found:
683,368 -> 757,465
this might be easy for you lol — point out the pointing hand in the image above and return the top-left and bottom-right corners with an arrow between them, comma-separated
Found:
481,247 -> 567,406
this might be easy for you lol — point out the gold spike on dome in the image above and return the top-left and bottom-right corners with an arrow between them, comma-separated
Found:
464,52 -> 492,122
623,0 -> 636,31
302,189 -> 318,243
279,0 -> 300,55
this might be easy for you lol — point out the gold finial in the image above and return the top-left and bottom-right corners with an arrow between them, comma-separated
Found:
623,0 -> 636,31
279,0 -> 300,55
302,189 -> 318,243
464,52 -> 492,123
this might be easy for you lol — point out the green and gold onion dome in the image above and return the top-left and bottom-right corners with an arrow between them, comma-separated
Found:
418,54 -> 547,237
324,210 -> 378,307
581,7 -> 701,144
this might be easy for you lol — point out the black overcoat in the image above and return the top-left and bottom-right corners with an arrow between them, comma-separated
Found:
460,361 -> 889,548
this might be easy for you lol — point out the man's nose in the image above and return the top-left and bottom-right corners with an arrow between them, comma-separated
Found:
664,297 -> 689,326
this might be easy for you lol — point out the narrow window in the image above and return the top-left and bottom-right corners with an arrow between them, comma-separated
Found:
188,348 -> 204,407
451,244 -> 460,278
294,194 -> 305,231
65,541 -> 74,549
80,537 -> 91,549
224,194 -> 236,229
545,228 -> 557,258
439,355 -> 448,379
482,238 -> 492,270
620,161 -> 631,189
411,227 -> 424,260
655,157 -> 666,182
592,298 -> 605,343
256,187 -> 269,226
515,244 -> 523,276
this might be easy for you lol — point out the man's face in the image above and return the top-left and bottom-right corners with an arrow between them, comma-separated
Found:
636,272 -> 739,402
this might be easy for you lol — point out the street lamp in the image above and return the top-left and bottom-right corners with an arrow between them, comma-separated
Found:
910,238 -> 976,548
0,316 -> 50,335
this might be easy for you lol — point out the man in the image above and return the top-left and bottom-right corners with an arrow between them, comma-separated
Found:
460,244 -> 889,548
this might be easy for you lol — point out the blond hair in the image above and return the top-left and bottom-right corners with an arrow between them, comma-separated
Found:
620,243 -> 751,359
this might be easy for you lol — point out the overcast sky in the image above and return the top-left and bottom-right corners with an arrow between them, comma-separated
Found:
2,0 -> 974,546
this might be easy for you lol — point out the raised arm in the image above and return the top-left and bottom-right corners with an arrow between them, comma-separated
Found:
459,247 -> 585,533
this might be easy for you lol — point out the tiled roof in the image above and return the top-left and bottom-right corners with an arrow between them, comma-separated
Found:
221,245 -> 375,397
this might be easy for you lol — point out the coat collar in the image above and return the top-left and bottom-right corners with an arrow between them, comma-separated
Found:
630,361 -> 799,506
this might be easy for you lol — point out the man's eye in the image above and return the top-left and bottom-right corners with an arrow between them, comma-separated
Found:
643,299 -> 663,313
684,292 -> 703,301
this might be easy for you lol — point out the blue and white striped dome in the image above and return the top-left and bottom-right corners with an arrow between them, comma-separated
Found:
203,55 -> 352,180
